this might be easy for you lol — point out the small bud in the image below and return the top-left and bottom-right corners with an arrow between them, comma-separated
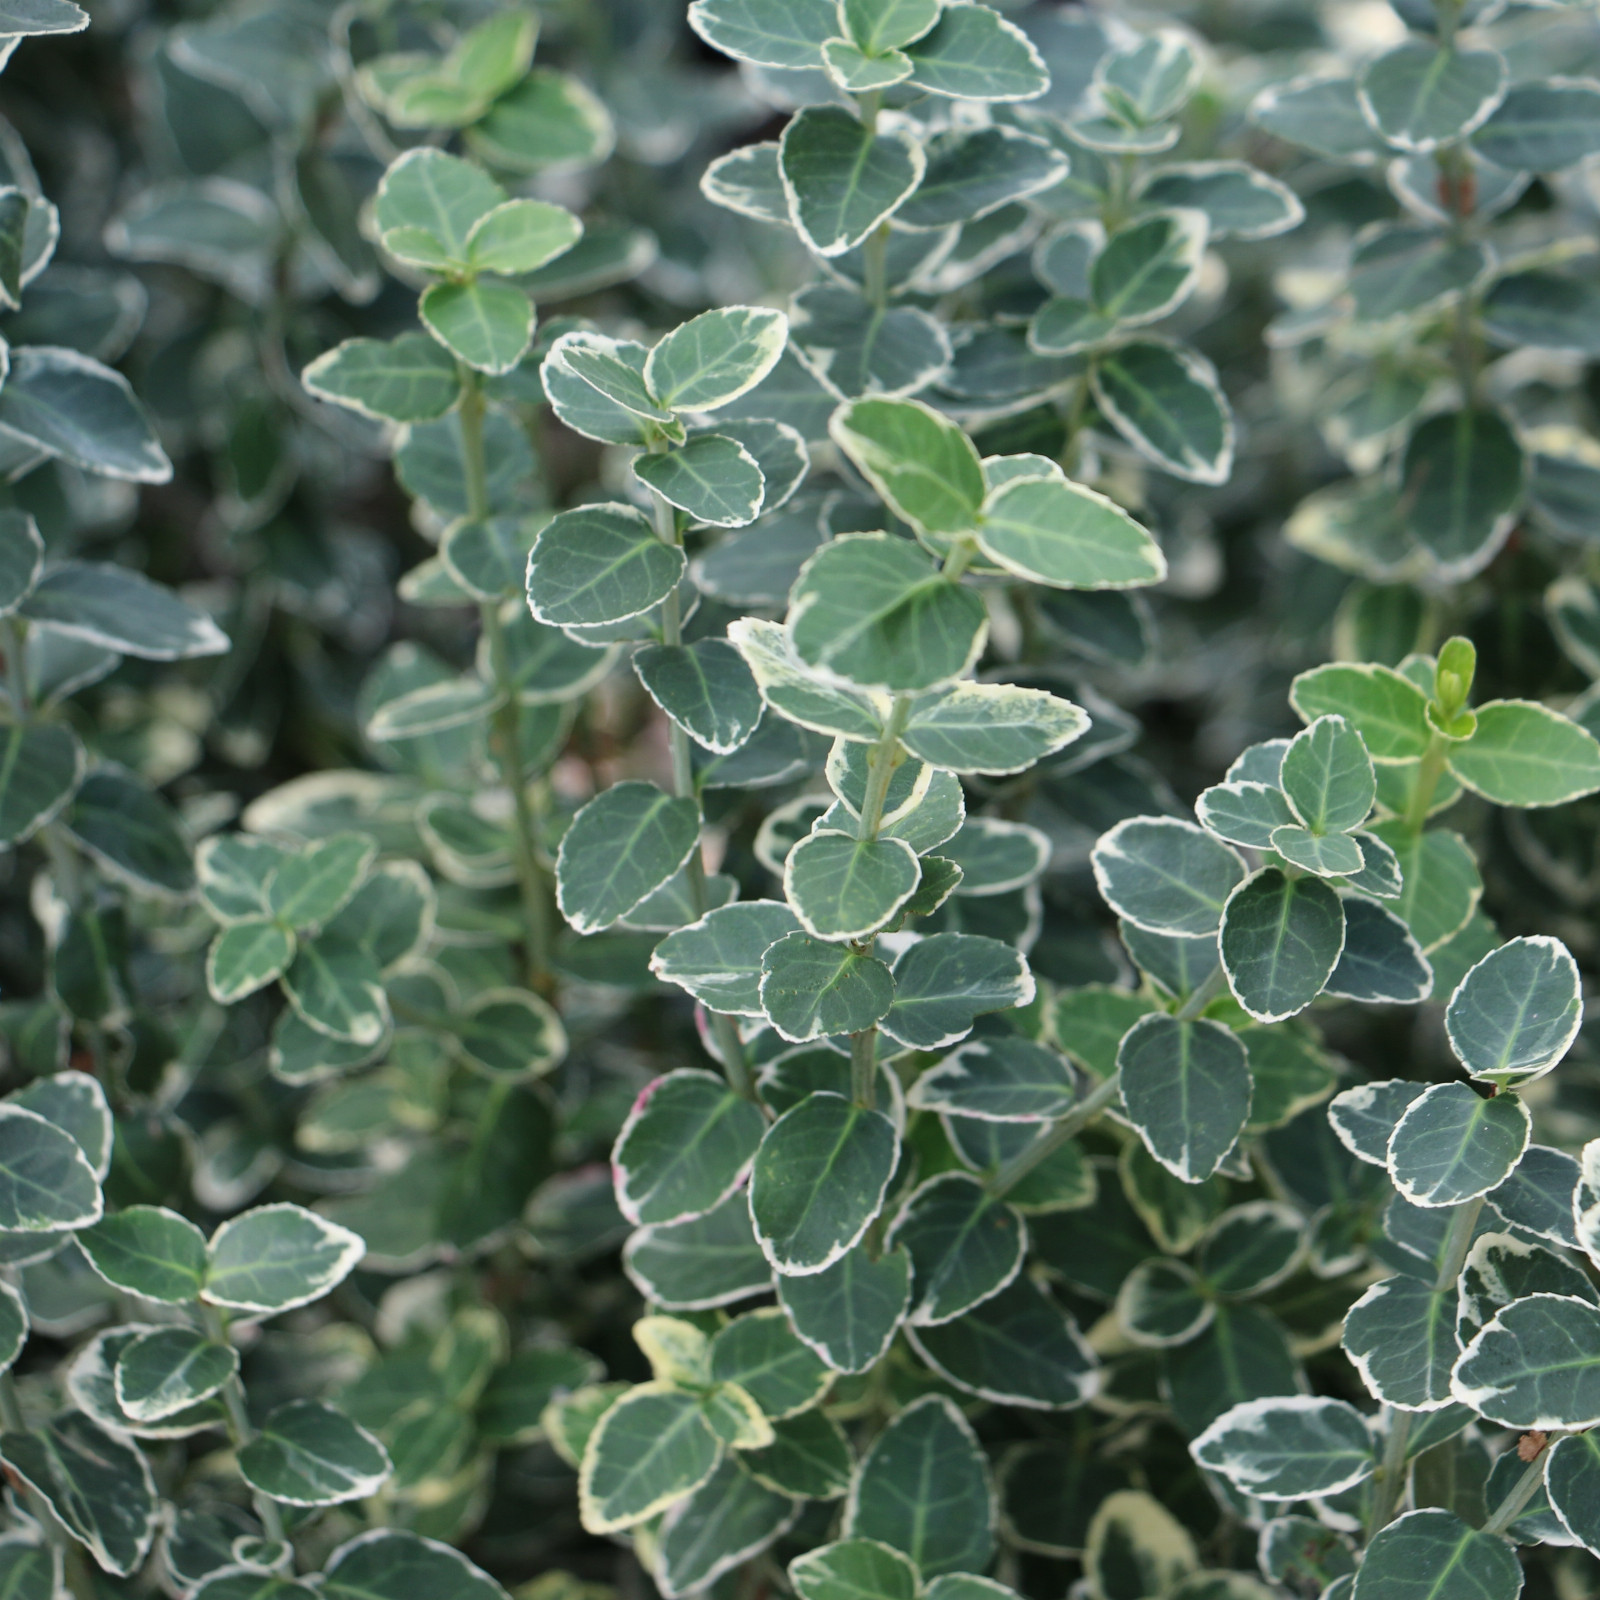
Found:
1434,636 -> 1477,717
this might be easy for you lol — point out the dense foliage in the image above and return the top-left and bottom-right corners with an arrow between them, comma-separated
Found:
0,3 -> 1599,1600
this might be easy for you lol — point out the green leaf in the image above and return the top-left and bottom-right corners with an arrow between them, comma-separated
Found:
1342,1274 -> 1460,1411
301,334 -> 461,423
789,534 -> 985,692
373,148 -> 504,267
1367,822 -> 1482,953
829,397 -> 985,539
1220,868 -> 1345,1022
1196,781 -> 1296,849
579,1381 -> 723,1533
784,831 -> 920,942
778,106 -> 924,257
1387,1082 -> 1530,1209
0,1106 -> 100,1231
466,198 -> 581,274
749,1091 -> 898,1274
759,932 -> 895,1042
902,5 -> 1047,102
790,284 -> 952,399
0,1541 -> 57,1600
1191,1396 -> 1375,1500
686,0 -> 837,68
900,681 -> 1088,774
0,0 -> 87,35
0,509 -> 43,616
1083,1492 -> 1197,1600
844,1395 -> 996,1575
204,1202 -> 364,1314
526,503 -> 685,628
729,618 -> 886,743
21,560 -> 227,659
1094,209 -> 1208,326
613,1069 -> 767,1227
908,1036 -> 1076,1122
1138,161 -> 1304,240
709,1307 -> 831,1418
1358,42 -> 1507,151
65,766 -> 193,898
1092,817 -> 1246,937
1453,1292 -> 1600,1428
1546,1431 -> 1600,1555
0,723 -> 82,845
0,1412 -> 158,1575
741,1410 -> 853,1499
452,988 -> 566,1079
1401,409 -> 1524,577
1351,1510 -> 1521,1600
12,1075 -> 111,1182
419,280 -> 534,376
206,919 -> 294,1004
1280,715 -> 1375,834
114,1327 -> 237,1422
654,1455 -> 799,1598
239,1399 -> 391,1507
635,435 -> 766,528
1326,897 -> 1432,1003
267,835 -> 374,929
1091,341 -> 1232,485
897,126 -> 1068,230
282,937 -> 388,1044
880,932 -> 1033,1050
0,347 -> 171,483
1473,78 -> 1600,171
555,781 -> 701,935
321,1532 -> 510,1600
777,1243 -> 910,1374
909,1276 -> 1099,1409
1117,1013 -> 1251,1183
467,69 -> 614,174
702,142 -> 789,224
1290,662 -> 1432,763
939,818 -> 1049,896
889,1172 -> 1024,1324
646,306 -> 789,413
977,474 -> 1164,590
651,900 -> 802,1016
77,1205 -> 207,1302
634,639 -> 763,755
790,1540 -> 919,1600
1447,698 -> 1600,806
543,331 -> 674,440
1445,935 -> 1581,1088
0,1280 -> 25,1373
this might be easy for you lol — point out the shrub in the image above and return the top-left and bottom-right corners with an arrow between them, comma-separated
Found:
0,4 -> 1598,1600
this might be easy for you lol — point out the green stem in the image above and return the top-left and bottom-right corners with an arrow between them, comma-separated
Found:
646,479 -> 756,1103
991,1070 -> 1125,1196
862,222 -> 890,313
1369,1194 -> 1489,1533
1367,1410 -> 1415,1537
1482,1446 -> 1553,1537
846,699 -> 913,1111
459,366 -> 554,992
481,603 -> 554,992
1,616 -> 29,713
1404,730 -> 1450,832
202,1306 -> 287,1543
1175,962 -> 1230,1021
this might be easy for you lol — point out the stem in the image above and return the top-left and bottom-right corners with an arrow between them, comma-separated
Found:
459,366 -> 554,992
991,1071 -> 1125,1197
1483,1448 -> 1552,1538
1369,1194 -> 1488,1534
203,1306 -> 287,1543
863,222 -> 890,312
857,699 -> 912,843
482,603 -> 554,993
645,478 -> 755,1102
1404,730 -> 1450,832
846,699 -> 913,1111
1176,962 -> 1229,1021
1,616 -> 30,712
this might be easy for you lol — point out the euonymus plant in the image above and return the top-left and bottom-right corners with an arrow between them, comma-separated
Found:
1,3 -> 1599,1600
